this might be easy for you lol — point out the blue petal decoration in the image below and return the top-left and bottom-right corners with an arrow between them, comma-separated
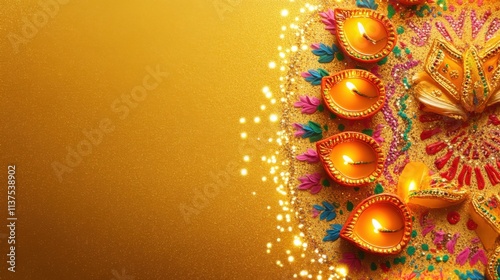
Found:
304,68 -> 330,86
356,0 -> 378,10
308,121 -> 322,133
470,270 -> 484,280
312,49 -> 324,56
454,270 -> 484,280
315,201 -> 337,222
322,201 -> 334,211
301,121 -> 323,142
319,211 -> 329,221
319,208 -> 336,221
318,55 -> 333,63
319,43 -> 334,55
323,224 -> 342,242
311,43 -> 339,64
313,204 -> 325,211
326,211 -> 336,221
317,68 -> 329,76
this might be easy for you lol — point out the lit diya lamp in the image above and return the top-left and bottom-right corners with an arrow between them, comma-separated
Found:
397,162 -> 468,208
321,69 -> 386,120
469,194 -> 500,251
340,194 -> 413,255
316,132 -> 384,187
334,9 -> 397,63
486,246 -> 500,280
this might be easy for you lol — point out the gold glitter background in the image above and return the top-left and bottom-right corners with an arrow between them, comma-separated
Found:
0,0 -> 310,279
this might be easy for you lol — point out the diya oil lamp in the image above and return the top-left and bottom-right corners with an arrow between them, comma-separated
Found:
469,194 -> 500,251
334,9 -> 397,63
321,69 -> 386,120
316,132 -> 384,187
413,37 -> 500,121
397,162 -> 468,208
486,246 -> 500,280
340,194 -> 413,255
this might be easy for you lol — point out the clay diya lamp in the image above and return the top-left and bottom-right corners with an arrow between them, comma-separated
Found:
334,8 -> 397,63
469,194 -> 500,251
397,162 -> 468,208
316,132 -> 384,187
340,194 -> 413,255
321,69 -> 386,120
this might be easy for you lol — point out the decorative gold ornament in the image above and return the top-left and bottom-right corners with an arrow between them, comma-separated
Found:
469,193 -> 500,251
486,246 -> 500,280
413,37 -> 500,120
397,162 -> 468,208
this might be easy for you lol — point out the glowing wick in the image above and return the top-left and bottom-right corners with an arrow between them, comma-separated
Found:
408,181 -> 416,191
343,155 -> 354,165
346,82 -> 357,91
372,218 -> 404,233
346,82 -> 377,99
342,155 -> 374,165
358,22 -> 384,44
372,219 -> 383,233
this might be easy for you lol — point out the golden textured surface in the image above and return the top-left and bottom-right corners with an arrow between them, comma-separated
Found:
0,0 -> 306,279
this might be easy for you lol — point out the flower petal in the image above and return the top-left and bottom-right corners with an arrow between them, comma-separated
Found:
310,184 -> 322,194
456,247 -> 470,266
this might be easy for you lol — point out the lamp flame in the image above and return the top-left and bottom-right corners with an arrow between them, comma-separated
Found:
372,219 -> 382,233
357,22 -> 366,36
346,81 -> 377,99
343,155 -> 354,165
408,181 -> 416,191
346,81 -> 357,92
358,22 -> 382,44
